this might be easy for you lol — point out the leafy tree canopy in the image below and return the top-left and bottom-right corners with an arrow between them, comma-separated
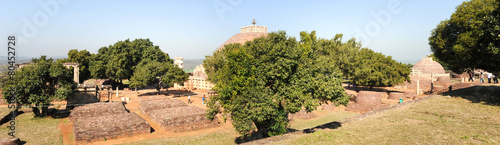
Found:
58,49 -> 92,83
205,31 -> 349,137
2,56 -> 76,117
429,0 -> 499,73
89,39 -> 172,82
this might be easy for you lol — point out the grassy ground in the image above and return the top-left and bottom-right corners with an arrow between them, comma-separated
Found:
290,111 -> 357,130
0,108 -> 63,145
120,131 -> 236,145
272,95 -> 500,144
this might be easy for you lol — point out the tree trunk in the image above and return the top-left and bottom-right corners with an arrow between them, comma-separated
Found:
41,106 -> 49,117
32,107 -> 42,117
369,85 -> 373,91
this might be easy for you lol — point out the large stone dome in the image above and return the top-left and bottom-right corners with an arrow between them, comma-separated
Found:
412,57 -> 445,74
219,32 -> 268,49
218,19 -> 268,50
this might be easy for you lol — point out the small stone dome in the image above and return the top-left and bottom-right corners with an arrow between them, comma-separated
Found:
412,57 -> 445,74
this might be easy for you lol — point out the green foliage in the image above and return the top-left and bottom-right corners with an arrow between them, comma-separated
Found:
129,60 -> 188,92
57,49 -> 92,83
315,34 -> 410,88
205,31 -> 349,137
429,0 -> 499,73
351,48 -> 411,89
2,56 -> 76,117
89,39 -> 172,82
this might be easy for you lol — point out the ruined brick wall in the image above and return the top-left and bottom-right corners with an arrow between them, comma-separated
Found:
288,109 -> 317,120
145,105 -> 219,132
69,102 -> 128,121
139,99 -> 187,114
67,91 -> 99,107
73,113 -> 150,143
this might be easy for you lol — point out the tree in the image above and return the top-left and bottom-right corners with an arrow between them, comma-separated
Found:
205,31 -> 349,137
89,39 -> 172,83
315,34 -> 410,89
58,49 -> 92,83
129,60 -> 188,93
1,56 -> 76,117
350,48 -> 410,90
429,0 -> 499,73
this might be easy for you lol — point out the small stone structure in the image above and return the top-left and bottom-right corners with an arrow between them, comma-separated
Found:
73,113 -> 150,143
321,103 -> 336,111
398,57 -> 451,94
70,102 -> 150,143
387,92 -> 405,100
289,109 -> 317,120
345,91 -> 390,113
69,102 -> 128,121
139,98 -> 187,114
174,57 -> 184,69
139,98 -> 219,132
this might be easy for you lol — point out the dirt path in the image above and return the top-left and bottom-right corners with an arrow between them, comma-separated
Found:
58,119 -> 74,145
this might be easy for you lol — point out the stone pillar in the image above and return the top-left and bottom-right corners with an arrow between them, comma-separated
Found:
416,80 -> 420,95
74,65 -> 79,84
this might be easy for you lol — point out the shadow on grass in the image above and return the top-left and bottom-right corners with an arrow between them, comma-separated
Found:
234,121 -> 343,144
441,85 -> 500,106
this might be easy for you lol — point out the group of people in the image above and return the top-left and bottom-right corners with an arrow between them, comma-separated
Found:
478,72 -> 499,84
187,95 -> 206,105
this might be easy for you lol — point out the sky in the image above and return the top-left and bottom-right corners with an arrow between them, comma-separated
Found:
1,0 -> 466,63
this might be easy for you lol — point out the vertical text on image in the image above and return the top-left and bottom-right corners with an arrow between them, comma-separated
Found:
7,36 -> 17,137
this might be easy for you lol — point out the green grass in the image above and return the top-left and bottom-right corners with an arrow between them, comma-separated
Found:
290,111 -> 357,130
0,108 -> 63,145
272,95 -> 500,144
119,131 -> 236,145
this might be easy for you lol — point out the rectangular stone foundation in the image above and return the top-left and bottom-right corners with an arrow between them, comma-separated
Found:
73,113 -> 150,143
139,98 -> 187,114
145,106 -> 219,132
69,102 -> 128,121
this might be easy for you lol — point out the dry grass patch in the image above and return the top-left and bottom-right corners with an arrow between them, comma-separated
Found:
272,95 -> 500,144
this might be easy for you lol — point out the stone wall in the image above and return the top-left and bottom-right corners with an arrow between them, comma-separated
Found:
139,99 -> 187,114
73,113 -> 150,143
69,102 -> 128,121
288,109 -> 317,120
145,105 -> 219,132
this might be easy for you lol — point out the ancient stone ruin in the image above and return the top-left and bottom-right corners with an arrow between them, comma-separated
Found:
176,20 -> 268,91
289,109 -> 317,120
70,102 -> 150,143
401,57 -> 451,94
140,98 -> 219,132
345,91 -> 390,113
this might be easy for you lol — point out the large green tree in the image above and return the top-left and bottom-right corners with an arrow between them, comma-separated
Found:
129,60 -> 188,93
315,34 -> 410,89
89,39 -> 172,83
205,31 -> 349,137
58,49 -> 92,83
2,56 -> 76,117
429,0 -> 499,73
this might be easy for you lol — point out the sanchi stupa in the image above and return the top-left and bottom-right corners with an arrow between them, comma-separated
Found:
176,19 -> 268,91
402,57 -> 451,94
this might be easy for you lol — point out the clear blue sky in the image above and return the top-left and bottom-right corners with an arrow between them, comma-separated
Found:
1,0 -> 465,63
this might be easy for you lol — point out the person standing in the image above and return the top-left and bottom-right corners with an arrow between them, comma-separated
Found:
188,95 -> 191,104
488,73 -> 493,83
468,71 -> 474,82
202,95 -> 206,105
480,72 -> 484,83
494,74 -> 499,84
